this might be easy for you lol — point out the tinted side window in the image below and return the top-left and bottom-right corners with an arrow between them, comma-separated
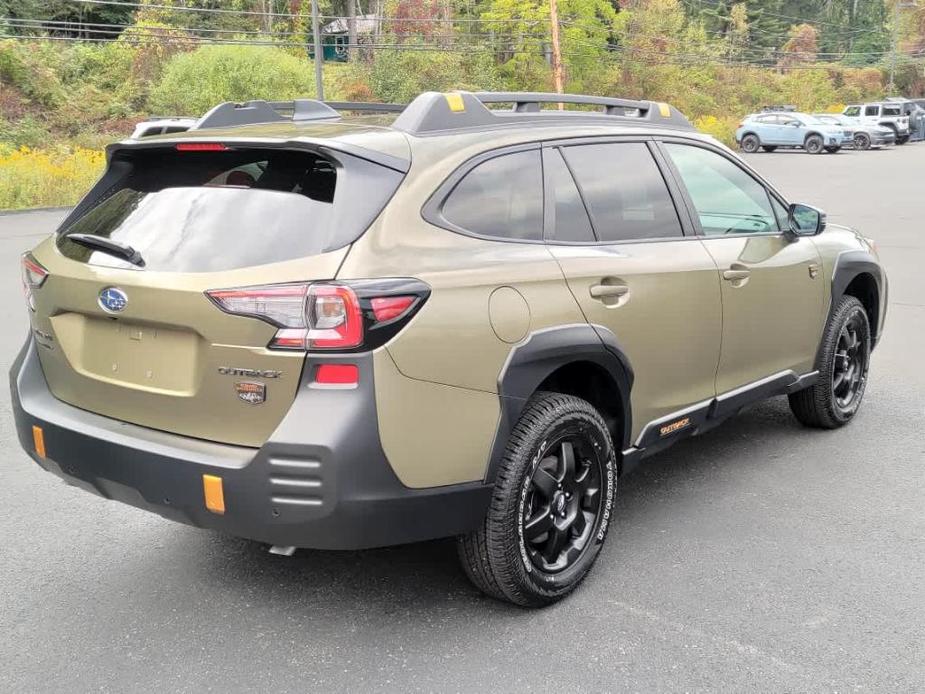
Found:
664,143 -> 777,236
561,142 -> 682,242
441,150 -> 543,241
844,106 -> 860,117
543,148 -> 595,243
883,105 -> 901,116
865,105 -> 880,116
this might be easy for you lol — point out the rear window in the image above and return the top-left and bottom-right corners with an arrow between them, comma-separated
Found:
882,106 -> 901,116
57,147 -> 403,272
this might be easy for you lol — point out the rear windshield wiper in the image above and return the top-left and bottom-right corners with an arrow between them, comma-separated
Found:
66,233 -> 145,268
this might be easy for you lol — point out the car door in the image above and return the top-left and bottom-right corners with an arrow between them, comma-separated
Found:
778,115 -> 804,145
864,104 -> 880,128
543,140 -> 722,444
659,140 -> 825,396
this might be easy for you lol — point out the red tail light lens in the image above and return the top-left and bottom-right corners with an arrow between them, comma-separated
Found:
370,296 -> 416,322
207,280 -> 428,352
301,284 -> 363,349
21,254 -> 48,312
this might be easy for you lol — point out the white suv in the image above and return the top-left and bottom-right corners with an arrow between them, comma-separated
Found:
843,103 -> 910,145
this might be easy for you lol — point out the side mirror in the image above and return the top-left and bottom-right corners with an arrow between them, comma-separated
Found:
788,203 -> 826,236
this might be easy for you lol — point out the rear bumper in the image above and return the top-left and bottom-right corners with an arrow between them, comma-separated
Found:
10,339 -> 492,550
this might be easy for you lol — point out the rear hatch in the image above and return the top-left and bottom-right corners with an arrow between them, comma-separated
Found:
26,140 -> 405,447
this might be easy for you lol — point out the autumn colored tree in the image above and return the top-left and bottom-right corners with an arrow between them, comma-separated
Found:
778,22 -> 818,68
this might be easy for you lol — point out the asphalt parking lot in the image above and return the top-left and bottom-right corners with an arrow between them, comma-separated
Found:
1,144 -> 923,692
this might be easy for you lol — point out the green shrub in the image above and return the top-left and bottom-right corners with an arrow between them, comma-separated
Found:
0,116 -> 51,149
148,45 -> 315,115
360,43 -> 503,103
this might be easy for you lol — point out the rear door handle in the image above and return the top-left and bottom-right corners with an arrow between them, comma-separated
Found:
589,284 -> 629,299
722,268 -> 751,281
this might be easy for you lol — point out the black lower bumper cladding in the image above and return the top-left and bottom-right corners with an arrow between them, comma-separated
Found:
10,339 -> 492,550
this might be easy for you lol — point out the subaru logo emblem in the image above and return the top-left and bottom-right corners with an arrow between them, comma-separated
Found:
98,287 -> 128,313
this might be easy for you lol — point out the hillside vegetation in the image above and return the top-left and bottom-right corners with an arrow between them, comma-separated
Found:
0,0 -> 920,208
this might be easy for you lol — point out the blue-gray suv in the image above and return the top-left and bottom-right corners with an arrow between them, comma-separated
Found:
736,112 -> 853,154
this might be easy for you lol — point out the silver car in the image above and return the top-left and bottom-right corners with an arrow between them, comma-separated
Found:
813,114 -> 895,149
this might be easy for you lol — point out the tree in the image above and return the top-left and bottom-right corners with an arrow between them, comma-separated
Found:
778,21 -> 817,68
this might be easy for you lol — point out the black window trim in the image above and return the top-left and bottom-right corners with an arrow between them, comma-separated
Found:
654,136 -> 792,239
420,142 -> 546,245
539,135 -> 696,247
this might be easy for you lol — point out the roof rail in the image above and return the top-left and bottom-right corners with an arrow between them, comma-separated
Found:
325,101 -> 406,113
189,92 -> 692,134
391,91 -> 693,135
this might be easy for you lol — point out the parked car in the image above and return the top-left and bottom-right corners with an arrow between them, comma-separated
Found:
130,116 -> 196,139
842,103 -> 910,145
736,112 -> 852,154
885,97 -> 925,141
812,114 -> 895,149
13,92 -> 886,607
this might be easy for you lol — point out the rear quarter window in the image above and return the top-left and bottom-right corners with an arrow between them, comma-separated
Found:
437,149 -> 543,241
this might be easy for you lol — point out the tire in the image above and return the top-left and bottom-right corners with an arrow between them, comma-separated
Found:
896,135 -> 909,145
788,296 -> 871,429
458,392 -> 617,607
761,145 -> 777,152
740,134 -> 760,153
804,134 -> 824,154
854,132 -> 871,150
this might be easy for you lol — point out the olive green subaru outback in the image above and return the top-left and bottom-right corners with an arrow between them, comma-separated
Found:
12,91 -> 886,606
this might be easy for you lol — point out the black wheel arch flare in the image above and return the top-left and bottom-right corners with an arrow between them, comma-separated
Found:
484,324 -> 633,483
827,249 -> 886,353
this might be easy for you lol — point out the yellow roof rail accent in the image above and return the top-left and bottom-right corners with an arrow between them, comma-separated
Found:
445,93 -> 466,113
657,102 -> 671,118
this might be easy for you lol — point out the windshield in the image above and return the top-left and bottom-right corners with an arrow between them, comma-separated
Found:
57,147 -> 403,272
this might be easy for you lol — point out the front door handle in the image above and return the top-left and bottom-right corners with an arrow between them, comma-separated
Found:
722,268 -> 751,281
590,284 -> 629,299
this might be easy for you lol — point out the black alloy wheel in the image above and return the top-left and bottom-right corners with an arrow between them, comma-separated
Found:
521,435 -> 604,574
832,311 -> 869,414
854,132 -> 871,150
789,296 -> 871,429
740,134 -> 760,153
457,392 -> 616,607
805,134 -> 824,154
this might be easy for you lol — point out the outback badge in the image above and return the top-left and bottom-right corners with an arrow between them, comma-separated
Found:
235,381 -> 266,405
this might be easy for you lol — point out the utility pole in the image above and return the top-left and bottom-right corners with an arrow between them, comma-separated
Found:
311,0 -> 324,100
549,0 -> 564,104
347,0 -> 357,61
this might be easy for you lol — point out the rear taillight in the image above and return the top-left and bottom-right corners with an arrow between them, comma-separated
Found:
21,254 -> 48,312
206,280 -> 428,352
